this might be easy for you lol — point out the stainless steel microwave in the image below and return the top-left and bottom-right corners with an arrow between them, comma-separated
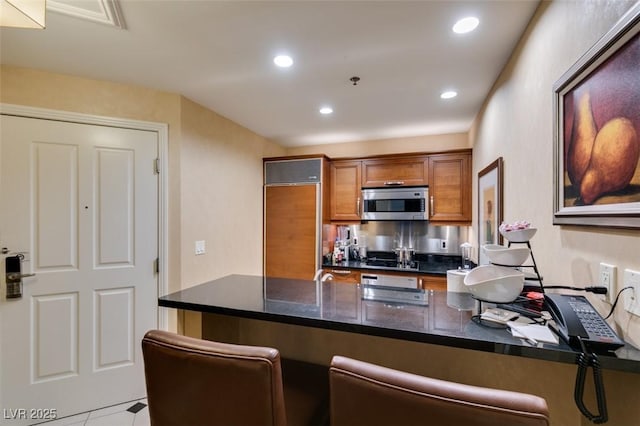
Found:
361,187 -> 429,221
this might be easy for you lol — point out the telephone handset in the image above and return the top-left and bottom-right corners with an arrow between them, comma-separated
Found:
544,293 -> 624,353
545,293 -> 624,424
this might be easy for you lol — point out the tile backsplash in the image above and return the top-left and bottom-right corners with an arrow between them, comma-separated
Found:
326,222 -> 469,255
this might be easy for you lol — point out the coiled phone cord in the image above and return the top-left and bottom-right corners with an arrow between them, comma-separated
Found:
574,337 -> 608,424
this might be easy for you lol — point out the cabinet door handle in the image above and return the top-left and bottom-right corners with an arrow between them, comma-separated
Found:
430,196 -> 434,216
357,197 -> 360,217
331,269 -> 352,275
384,181 -> 404,186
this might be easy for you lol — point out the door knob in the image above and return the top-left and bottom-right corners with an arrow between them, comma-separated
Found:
6,272 -> 36,282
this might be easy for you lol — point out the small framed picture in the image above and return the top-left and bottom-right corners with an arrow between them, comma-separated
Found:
478,158 -> 503,265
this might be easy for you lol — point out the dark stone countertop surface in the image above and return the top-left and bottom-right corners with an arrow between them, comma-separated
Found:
322,253 -> 469,275
159,274 -> 640,374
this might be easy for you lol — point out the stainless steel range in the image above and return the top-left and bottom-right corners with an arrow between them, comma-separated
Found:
362,285 -> 428,306
360,273 -> 418,289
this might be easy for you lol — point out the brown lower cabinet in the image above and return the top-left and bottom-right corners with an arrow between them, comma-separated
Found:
324,268 -> 446,290
418,274 -> 447,291
323,268 -> 361,284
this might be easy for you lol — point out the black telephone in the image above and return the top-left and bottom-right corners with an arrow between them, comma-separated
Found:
544,293 -> 624,424
544,293 -> 624,353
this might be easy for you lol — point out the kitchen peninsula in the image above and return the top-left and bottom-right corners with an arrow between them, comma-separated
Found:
160,274 -> 640,426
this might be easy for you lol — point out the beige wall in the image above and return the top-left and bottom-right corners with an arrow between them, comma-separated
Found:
286,131 -> 469,158
470,0 -> 640,349
179,96 -> 284,287
0,65 -> 286,332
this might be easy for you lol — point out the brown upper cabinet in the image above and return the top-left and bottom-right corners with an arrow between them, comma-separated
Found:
329,150 -> 471,224
330,160 -> 362,221
428,152 -> 471,223
362,157 -> 428,188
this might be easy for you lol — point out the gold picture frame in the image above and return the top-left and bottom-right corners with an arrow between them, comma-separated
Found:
553,3 -> 640,228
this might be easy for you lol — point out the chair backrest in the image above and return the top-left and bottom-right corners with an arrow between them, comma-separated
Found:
329,355 -> 550,426
141,330 -> 287,426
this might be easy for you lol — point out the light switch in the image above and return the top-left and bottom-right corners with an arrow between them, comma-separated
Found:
195,240 -> 206,255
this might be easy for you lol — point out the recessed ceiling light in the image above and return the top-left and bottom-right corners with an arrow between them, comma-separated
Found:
452,17 -> 479,34
440,91 -> 458,99
319,106 -> 333,115
273,55 -> 293,68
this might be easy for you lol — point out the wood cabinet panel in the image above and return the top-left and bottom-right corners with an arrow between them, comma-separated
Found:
330,160 -> 362,221
265,185 -> 318,280
428,153 -> 471,223
418,274 -> 447,291
324,268 -> 361,284
362,157 -> 428,188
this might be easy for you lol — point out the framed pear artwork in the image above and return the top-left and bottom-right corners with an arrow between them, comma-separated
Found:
553,3 -> 640,228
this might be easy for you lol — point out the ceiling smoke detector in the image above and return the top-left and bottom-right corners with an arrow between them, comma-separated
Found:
350,76 -> 360,86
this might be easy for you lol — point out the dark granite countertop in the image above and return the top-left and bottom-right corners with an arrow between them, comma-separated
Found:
159,274 -> 640,374
322,253 -> 467,275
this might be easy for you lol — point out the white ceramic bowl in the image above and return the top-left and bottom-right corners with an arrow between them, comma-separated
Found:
482,244 -> 530,266
499,227 -> 537,243
464,265 -> 524,303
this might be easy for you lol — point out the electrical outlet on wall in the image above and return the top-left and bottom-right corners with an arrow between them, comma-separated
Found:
623,269 -> 640,316
195,240 -> 206,255
599,263 -> 617,303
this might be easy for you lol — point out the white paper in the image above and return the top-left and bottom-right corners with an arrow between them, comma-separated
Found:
507,322 -> 559,344
481,308 -> 519,324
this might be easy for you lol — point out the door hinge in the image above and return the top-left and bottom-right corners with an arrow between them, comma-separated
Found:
154,257 -> 159,274
154,158 -> 160,174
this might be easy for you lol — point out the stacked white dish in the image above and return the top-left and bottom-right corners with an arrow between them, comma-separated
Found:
464,265 -> 524,303
499,227 -> 537,243
482,244 -> 530,266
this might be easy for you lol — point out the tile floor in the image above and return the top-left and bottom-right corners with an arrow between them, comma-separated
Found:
38,400 -> 149,426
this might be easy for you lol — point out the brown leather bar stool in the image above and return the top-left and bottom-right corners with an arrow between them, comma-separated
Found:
329,355 -> 550,426
142,330 -> 287,426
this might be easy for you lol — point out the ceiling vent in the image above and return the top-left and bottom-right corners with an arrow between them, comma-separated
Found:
48,0 -> 125,29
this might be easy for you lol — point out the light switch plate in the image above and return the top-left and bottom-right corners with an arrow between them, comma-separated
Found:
623,269 -> 640,316
195,240 -> 206,255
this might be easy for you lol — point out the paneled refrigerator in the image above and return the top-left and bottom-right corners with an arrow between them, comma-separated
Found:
264,157 -> 327,280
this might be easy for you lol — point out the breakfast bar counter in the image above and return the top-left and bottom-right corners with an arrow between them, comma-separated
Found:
158,274 -> 640,374
160,274 -> 640,425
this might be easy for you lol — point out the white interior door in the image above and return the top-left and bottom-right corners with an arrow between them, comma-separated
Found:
0,115 -> 158,424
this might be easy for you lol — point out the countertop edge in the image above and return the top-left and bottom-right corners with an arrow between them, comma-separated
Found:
158,296 -> 639,374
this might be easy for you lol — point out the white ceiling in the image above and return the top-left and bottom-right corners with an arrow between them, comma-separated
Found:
0,0 -> 540,147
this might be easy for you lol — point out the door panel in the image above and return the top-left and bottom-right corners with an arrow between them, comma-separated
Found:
1,115 -> 158,424
34,142 -> 78,270
96,148 -> 134,267
32,293 -> 78,382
